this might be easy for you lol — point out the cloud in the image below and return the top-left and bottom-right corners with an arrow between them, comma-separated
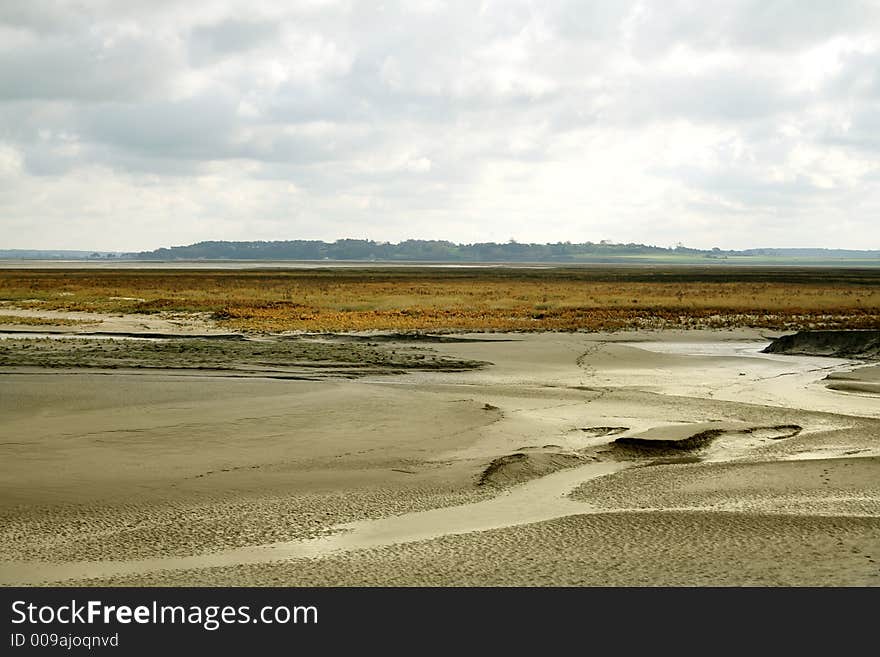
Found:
189,19 -> 281,63
77,94 -> 241,160
626,0 -> 880,55
0,31 -> 179,102
1,0 -> 879,250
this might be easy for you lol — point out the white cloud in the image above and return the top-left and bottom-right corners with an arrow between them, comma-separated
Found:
1,0 -> 879,250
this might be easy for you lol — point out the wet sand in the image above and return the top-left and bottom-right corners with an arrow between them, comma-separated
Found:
1,326 -> 878,586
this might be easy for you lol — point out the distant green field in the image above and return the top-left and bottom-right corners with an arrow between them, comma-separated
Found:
578,254 -> 880,267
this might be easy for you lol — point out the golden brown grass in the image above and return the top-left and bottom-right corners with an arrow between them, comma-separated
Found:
1,267 -> 878,333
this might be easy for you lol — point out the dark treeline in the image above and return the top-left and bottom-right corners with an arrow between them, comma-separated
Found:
128,239 -> 701,261
125,240 -> 880,262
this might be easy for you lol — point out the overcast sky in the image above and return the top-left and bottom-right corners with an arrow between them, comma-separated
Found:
1,0 -> 879,251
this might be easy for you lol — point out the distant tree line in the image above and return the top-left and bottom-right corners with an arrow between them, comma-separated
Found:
126,239 -> 735,261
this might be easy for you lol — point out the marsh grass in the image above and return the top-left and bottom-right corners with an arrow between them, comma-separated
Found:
1,267 -> 877,333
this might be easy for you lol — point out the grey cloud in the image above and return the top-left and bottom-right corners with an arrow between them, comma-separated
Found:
691,169 -> 830,207
0,0 -> 90,34
629,0 -> 880,56
722,0 -> 879,50
653,149 -> 845,221
546,0 -> 635,39
0,33 -> 177,102
238,126 -> 380,166
263,81 -> 374,124
74,93 -> 382,173
189,18 -> 280,64
617,69 -> 801,124
20,141 -> 80,176
823,103 -> 880,152
825,50 -> 880,100
0,102 -> 73,142
77,94 -> 241,160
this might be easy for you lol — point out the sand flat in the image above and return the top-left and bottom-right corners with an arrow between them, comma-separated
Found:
1,329 -> 878,586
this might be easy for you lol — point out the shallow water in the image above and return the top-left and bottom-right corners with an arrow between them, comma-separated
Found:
0,259 -> 555,270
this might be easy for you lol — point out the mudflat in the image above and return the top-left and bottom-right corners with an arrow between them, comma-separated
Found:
1,323 -> 878,586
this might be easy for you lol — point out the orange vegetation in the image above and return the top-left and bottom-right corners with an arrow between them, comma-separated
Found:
1,267 -> 877,333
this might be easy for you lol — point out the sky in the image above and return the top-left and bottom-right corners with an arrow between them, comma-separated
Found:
1,0 -> 879,251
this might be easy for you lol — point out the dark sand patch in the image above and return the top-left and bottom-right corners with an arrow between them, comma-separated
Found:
763,330 -> 880,360
613,423 -> 802,453
478,452 -> 588,488
0,329 -> 242,340
0,335 -> 486,377
576,426 -> 629,437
